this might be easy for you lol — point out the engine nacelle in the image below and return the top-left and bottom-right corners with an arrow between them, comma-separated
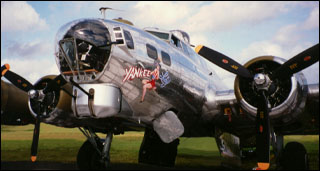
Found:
1,80 -> 35,125
234,56 -> 308,124
28,75 -> 73,120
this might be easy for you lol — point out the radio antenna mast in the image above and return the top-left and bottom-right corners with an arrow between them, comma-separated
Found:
99,7 -> 111,19
99,7 -> 123,19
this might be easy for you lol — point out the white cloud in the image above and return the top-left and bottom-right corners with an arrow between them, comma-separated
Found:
239,29 -> 315,67
130,1 -> 192,28
2,58 -> 59,84
240,41 -> 285,60
189,33 -> 210,47
6,40 -> 52,58
303,6 -> 319,30
240,6 -> 319,61
184,1 -> 293,33
1,1 -> 48,32
273,24 -> 300,47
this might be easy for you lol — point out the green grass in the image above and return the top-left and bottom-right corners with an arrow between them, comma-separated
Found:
1,124 -> 319,169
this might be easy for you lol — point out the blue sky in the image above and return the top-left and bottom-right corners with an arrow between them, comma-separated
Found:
1,1 -> 319,88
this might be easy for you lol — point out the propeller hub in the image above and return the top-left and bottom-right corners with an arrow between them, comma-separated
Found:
28,89 -> 38,99
254,73 -> 266,85
28,89 -> 45,102
254,73 -> 272,91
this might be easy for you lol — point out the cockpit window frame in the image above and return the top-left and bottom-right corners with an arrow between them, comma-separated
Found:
113,26 -> 125,45
123,29 -> 134,49
59,37 -> 79,75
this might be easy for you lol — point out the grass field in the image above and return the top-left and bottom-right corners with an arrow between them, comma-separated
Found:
1,124 -> 319,170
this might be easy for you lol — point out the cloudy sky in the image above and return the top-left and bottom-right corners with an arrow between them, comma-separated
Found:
1,1 -> 319,89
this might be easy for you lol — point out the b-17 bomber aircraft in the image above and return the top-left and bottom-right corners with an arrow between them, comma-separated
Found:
1,8 -> 319,170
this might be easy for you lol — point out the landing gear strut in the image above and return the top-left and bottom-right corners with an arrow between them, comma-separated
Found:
139,128 -> 179,167
77,127 -> 113,170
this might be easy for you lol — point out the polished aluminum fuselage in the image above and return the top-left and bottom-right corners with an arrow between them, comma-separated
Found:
93,19 -> 225,136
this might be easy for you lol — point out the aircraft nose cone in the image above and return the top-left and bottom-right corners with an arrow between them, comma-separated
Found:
64,19 -> 111,47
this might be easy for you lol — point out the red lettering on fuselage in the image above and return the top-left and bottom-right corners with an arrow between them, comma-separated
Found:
123,67 -> 153,82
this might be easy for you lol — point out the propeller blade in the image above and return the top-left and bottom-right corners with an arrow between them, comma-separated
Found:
1,64 -> 10,76
1,64 -> 34,92
42,74 -> 67,94
1,65 -> 66,163
195,45 -> 253,79
31,117 -> 41,162
272,43 -> 319,79
256,90 -> 270,170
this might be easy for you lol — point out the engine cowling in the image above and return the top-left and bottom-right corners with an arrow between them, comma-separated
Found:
234,56 -> 308,124
1,80 -> 35,125
28,75 -> 73,119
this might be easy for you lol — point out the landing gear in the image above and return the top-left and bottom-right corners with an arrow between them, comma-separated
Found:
77,127 -> 113,170
139,128 -> 179,167
77,138 -> 105,170
242,131 -> 309,170
271,131 -> 284,168
280,142 -> 309,170
271,133 -> 308,170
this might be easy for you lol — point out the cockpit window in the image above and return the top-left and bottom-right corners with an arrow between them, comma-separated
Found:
123,30 -> 134,49
59,38 -> 77,70
146,31 -> 170,40
59,38 -> 110,73
170,35 -> 182,49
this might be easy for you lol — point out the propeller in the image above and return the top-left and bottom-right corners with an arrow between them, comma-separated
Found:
1,64 -> 66,162
255,90 -> 270,170
272,44 -> 319,79
195,43 -> 319,170
195,45 -> 253,79
42,74 -> 67,94
1,64 -> 34,92
30,115 -> 40,162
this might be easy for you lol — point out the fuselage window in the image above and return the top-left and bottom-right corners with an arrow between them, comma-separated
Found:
147,31 -> 170,40
146,44 -> 158,60
161,51 -> 171,66
123,30 -> 134,49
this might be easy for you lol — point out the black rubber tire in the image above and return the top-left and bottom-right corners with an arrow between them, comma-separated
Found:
281,141 -> 308,170
139,128 -> 179,167
77,139 -> 106,170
